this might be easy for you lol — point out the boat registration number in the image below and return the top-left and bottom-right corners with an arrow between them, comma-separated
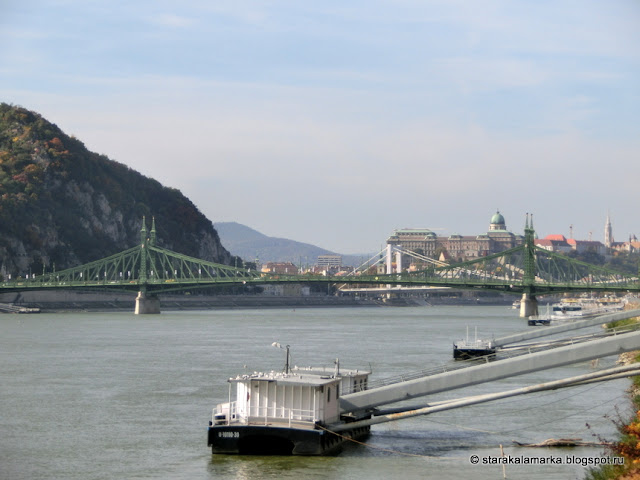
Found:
218,431 -> 239,438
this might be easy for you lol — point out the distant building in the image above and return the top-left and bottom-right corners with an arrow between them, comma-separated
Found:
535,235 -> 572,254
536,235 -> 606,256
610,234 -> 639,254
261,262 -> 299,275
262,284 -> 311,296
602,212 -> 637,254
387,210 -> 523,264
567,239 -> 605,256
317,255 -> 342,268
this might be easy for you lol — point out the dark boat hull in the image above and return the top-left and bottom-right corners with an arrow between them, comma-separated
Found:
528,318 -> 551,326
208,424 -> 370,455
453,348 -> 496,360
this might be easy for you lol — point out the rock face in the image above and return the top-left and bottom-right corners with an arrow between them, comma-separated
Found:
0,103 -> 232,277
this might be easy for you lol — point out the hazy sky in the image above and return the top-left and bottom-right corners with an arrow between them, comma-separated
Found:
2,1 -> 639,254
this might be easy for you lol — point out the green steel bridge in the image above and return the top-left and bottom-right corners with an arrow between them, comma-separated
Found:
2,217 -> 639,313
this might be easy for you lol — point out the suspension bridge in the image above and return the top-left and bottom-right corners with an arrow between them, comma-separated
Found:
2,216 -> 639,314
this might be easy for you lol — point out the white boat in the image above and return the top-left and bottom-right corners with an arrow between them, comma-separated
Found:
528,297 -> 625,326
553,298 -> 624,317
208,357 -> 371,455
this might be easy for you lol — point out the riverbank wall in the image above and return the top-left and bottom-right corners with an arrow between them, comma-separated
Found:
0,291 -> 382,312
0,290 -> 515,312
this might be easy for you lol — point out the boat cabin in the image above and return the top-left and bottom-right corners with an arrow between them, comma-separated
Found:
213,366 -> 369,428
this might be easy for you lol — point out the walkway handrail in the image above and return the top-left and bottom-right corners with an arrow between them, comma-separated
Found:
342,320 -> 640,396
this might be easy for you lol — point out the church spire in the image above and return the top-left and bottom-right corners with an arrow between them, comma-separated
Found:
604,211 -> 613,249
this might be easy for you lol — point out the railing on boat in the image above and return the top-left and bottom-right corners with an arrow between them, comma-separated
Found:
213,401 -> 317,427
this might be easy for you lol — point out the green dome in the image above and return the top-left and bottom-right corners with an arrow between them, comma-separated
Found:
491,211 -> 505,225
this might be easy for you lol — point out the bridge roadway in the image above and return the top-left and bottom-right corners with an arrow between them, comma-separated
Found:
339,309 -> 640,415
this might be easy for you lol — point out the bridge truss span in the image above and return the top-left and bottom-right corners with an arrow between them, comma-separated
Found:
377,219 -> 639,295
388,244 -> 638,294
3,218 -> 268,294
1,217 -> 639,311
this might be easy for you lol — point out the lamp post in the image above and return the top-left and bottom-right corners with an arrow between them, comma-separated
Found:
271,342 -> 290,374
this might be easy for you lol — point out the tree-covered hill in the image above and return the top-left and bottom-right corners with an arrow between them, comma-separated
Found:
0,103 -> 232,277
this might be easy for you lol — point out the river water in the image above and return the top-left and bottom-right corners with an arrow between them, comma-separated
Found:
0,306 -> 631,479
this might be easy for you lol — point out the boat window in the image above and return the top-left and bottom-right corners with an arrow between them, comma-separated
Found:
327,387 -> 331,402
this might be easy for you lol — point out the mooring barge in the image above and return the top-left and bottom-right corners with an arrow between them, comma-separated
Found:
453,326 -> 496,359
208,362 -> 371,455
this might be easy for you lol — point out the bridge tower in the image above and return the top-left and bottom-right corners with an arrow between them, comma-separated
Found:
519,213 -> 539,318
135,216 -> 161,314
385,244 -> 402,274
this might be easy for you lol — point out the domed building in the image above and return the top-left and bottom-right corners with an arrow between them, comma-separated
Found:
387,210 -> 523,265
489,211 -> 506,231
486,210 -> 521,252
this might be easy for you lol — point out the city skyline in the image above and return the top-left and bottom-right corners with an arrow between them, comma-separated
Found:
2,1 -> 639,253
224,209 -> 630,258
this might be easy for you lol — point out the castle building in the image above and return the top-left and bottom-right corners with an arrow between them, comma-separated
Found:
387,211 -> 523,264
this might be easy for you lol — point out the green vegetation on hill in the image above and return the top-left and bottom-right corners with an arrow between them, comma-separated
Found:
568,249 -> 640,276
0,103 -> 233,277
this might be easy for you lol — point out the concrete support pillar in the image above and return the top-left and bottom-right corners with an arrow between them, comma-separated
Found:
135,291 -> 160,314
386,244 -> 393,275
395,251 -> 402,273
519,293 -> 538,318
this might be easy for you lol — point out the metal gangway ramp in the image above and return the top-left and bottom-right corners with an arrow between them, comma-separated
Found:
339,309 -> 640,418
492,308 -> 637,348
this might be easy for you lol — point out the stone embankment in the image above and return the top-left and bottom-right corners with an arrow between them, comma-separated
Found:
0,290 -> 515,312
0,291 -> 381,312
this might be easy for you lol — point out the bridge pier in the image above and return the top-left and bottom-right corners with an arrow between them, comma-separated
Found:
519,293 -> 538,318
135,291 -> 160,314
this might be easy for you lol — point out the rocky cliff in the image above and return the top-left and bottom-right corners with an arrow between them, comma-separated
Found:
0,103 -> 232,277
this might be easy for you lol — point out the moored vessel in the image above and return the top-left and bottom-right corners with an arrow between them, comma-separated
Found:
528,297 -> 626,326
453,326 -> 496,359
208,358 -> 371,455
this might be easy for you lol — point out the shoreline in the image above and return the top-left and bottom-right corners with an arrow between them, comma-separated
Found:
0,290 -> 515,313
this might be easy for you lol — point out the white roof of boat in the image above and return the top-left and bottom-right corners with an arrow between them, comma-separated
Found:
229,366 -> 370,386
291,366 -> 370,377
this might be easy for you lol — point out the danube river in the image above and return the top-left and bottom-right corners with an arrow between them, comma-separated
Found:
0,306 -> 631,479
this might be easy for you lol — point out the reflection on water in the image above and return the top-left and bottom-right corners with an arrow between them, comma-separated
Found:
0,306 -> 630,479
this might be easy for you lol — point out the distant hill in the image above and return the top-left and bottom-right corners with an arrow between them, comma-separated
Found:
0,103 -> 233,277
214,222 -> 371,267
